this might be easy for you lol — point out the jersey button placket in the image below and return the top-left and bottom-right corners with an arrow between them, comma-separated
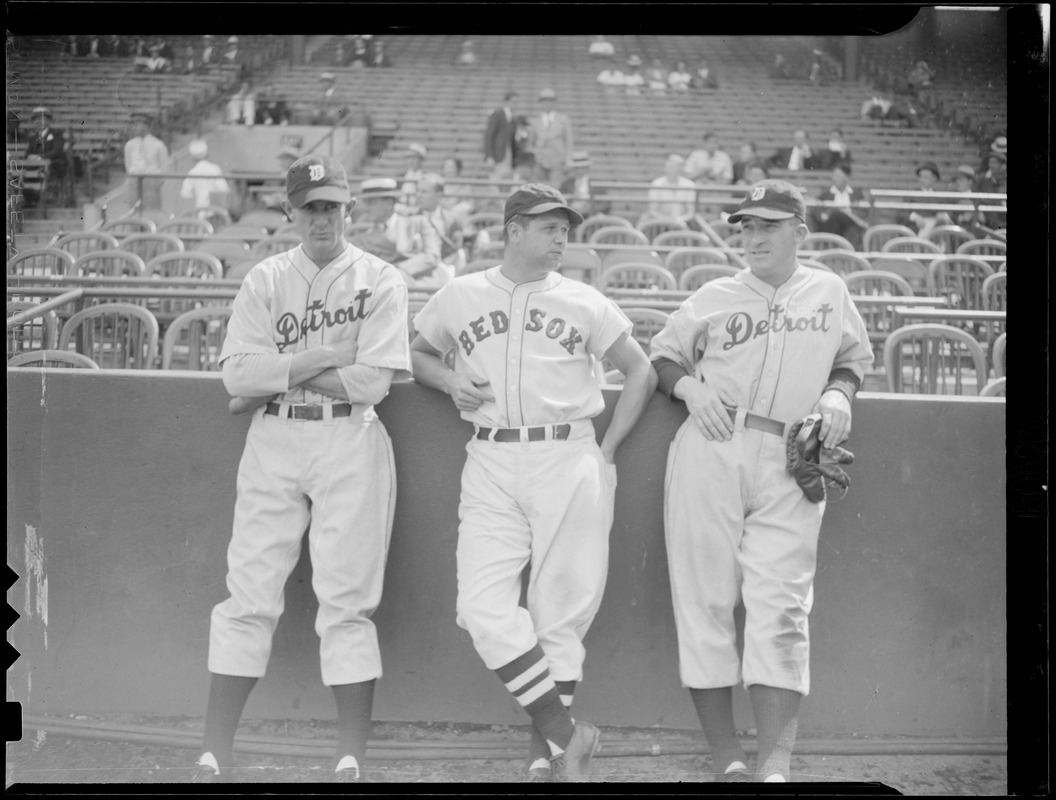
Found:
756,298 -> 784,414
507,292 -> 525,426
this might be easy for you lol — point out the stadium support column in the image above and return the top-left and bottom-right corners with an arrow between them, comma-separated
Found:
844,36 -> 859,82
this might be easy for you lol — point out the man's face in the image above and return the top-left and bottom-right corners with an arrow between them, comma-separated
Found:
793,130 -> 807,146
741,215 -> 806,283
917,169 -> 937,189
988,157 -> 1006,177
291,200 -> 348,263
540,99 -> 555,113
132,120 -> 148,137
664,159 -> 683,179
956,175 -> 974,191
418,184 -> 441,212
406,154 -> 423,171
745,166 -> 767,184
703,136 -> 717,153
363,196 -> 395,223
832,168 -> 849,188
739,144 -> 755,162
512,210 -> 570,271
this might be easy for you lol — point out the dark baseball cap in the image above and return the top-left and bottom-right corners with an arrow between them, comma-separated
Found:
728,179 -> 806,223
286,155 -> 352,208
503,183 -> 584,226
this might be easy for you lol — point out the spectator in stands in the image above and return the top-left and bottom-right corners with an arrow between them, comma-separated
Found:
812,163 -> 868,250
770,52 -> 791,79
818,128 -> 852,171
260,145 -> 301,212
690,57 -> 719,89
722,163 -> 771,216
198,35 -> 216,70
861,94 -> 919,128
416,172 -> 466,279
974,151 -> 1006,231
597,56 -> 626,94
905,162 -> 952,238
24,106 -> 67,200
401,143 -> 428,209
369,39 -> 393,68
124,111 -> 169,211
560,150 -> 610,219
684,132 -> 734,185
528,88 -> 574,188
227,82 -> 256,125
767,129 -> 819,172
731,142 -> 761,185
180,139 -> 230,217
145,42 -> 171,73
315,73 -> 341,125
349,35 -> 369,69
646,58 -> 668,95
808,50 -> 825,87
978,134 -> 1007,174
641,154 -> 698,226
350,178 -> 444,286
906,59 -> 935,100
224,36 -> 246,82
108,35 -> 131,58
667,61 -> 692,92
255,86 -> 291,126
950,165 -> 984,232
484,91 -> 518,182
456,39 -> 478,67
589,35 -> 615,59
624,55 -> 646,95
440,156 -> 476,222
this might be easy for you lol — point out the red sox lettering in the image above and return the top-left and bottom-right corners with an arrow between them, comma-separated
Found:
457,308 -> 584,356
275,289 -> 374,350
723,303 -> 834,351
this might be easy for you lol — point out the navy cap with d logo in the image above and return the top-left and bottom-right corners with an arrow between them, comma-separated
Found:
286,155 -> 353,208
728,179 -> 807,223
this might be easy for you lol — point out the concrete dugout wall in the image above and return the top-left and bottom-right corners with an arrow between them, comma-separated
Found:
7,371 -> 1005,737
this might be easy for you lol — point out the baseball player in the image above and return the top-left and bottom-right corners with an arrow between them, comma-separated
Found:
192,155 -> 411,784
410,184 -> 657,781
648,180 -> 873,782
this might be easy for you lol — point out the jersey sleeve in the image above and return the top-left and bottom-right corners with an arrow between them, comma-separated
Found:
219,266 -> 281,362
412,284 -> 458,355
831,282 -> 875,384
352,266 -> 412,370
586,294 -> 633,359
648,297 -> 706,375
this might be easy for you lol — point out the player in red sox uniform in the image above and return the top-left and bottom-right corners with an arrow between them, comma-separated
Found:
193,155 -> 411,783
410,184 -> 657,782
649,180 -> 873,783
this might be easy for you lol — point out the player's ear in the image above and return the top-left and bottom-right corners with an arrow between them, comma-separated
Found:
281,199 -> 294,218
346,198 -> 357,218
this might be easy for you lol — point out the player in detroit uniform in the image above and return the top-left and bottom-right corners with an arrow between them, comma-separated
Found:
410,184 -> 657,781
193,155 -> 410,783
649,180 -> 873,782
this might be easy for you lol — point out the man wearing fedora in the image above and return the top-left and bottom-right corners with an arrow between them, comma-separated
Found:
906,161 -> 951,237
484,91 -> 519,183
975,137 -> 1006,232
24,106 -> 68,200
123,111 -> 169,211
350,177 -> 445,287
528,88 -> 574,189
559,150 -> 609,218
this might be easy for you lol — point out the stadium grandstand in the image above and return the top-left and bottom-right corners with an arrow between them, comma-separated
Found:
8,15 -> 1009,394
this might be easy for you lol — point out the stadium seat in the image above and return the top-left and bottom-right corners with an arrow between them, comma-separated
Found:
665,247 -> 729,275
924,225 -> 975,254
145,251 -> 224,280
844,270 -> 915,297
863,224 -> 915,252
251,235 -> 304,259
600,263 -> 677,291
813,250 -> 871,278
991,332 -> 1006,379
802,232 -> 856,252
158,218 -> 216,243
559,246 -> 602,285
73,250 -> 147,278
979,377 -> 1005,397
588,226 -> 650,247
637,216 -> 688,242
118,233 -> 186,264
800,259 -> 834,272
8,301 -> 58,357
238,208 -> 289,234
7,248 -> 75,278
678,264 -> 740,292
882,323 -> 987,396
53,232 -> 121,259
8,349 -> 101,369
620,307 -> 671,353
981,272 -> 1006,312
956,239 -> 1007,258
926,256 -> 994,309
869,256 -> 929,293
58,302 -> 159,370
161,306 -> 234,370
100,216 -> 157,236
881,236 -> 944,256
653,229 -> 714,250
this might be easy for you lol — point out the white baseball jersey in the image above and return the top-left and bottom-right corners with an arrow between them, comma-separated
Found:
413,266 -> 631,427
210,242 -> 411,687
651,265 -> 872,694
413,265 -> 629,680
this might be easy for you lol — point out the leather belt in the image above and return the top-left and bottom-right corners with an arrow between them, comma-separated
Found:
265,402 -> 353,421
725,407 -> 786,438
476,424 -> 572,443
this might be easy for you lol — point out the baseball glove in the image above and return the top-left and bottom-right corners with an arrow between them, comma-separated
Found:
786,414 -> 855,503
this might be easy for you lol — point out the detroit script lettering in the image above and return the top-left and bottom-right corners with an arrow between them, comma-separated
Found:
457,308 -> 584,356
275,289 -> 373,350
723,303 -> 833,351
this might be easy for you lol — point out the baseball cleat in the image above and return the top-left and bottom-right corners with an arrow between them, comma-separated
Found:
715,760 -> 751,782
526,757 -> 553,782
559,720 -> 601,780
333,754 -> 363,782
192,753 -> 222,783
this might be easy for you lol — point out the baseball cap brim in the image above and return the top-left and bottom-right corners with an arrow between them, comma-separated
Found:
521,201 -> 584,226
290,185 -> 352,208
728,207 -> 797,223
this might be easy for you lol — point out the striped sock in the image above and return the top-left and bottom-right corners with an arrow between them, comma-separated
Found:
529,680 -> 576,765
496,647 -> 574,755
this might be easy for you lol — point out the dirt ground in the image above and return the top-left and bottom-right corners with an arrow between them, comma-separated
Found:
5,716 -> 1008,794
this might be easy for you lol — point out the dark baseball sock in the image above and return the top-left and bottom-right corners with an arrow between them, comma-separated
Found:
495,646 -> 575,755
332,679 -> 375,771
200,673 -> 258,772
690,686 -> 748,774
529,680 -> 576,766
749,684 -> 801,780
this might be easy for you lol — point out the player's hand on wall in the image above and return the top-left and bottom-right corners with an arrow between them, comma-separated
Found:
444,373 -> 494,412
814,389 -> 851,449
678,377 -> 735,442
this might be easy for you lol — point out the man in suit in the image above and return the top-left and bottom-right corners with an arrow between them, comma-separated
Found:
25,106 -> 67,183
528,88 -> 574,188
766,130 -> 819,173
484,91 -> 518,182
560,150 -> 610,218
